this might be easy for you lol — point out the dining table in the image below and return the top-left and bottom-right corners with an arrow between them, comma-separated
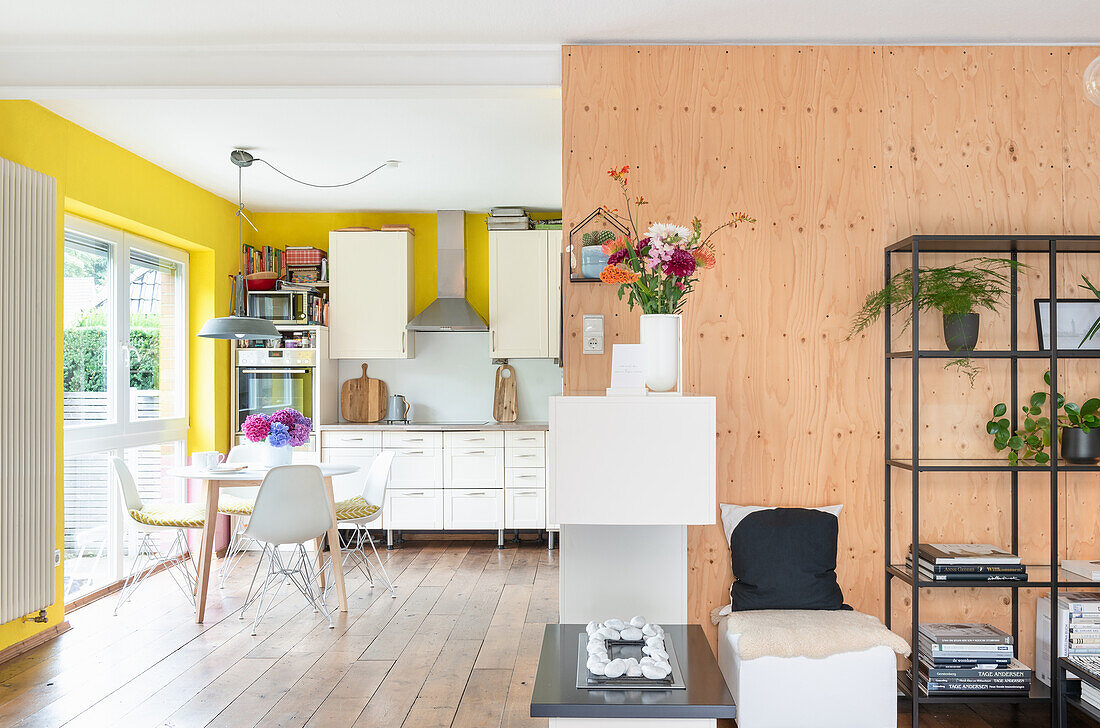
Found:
167,462 -> 359,623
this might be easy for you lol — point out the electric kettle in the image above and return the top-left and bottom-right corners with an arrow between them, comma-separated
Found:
385,394 -> 411,423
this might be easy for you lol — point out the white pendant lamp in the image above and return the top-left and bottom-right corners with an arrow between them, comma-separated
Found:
197,315 -> 281,340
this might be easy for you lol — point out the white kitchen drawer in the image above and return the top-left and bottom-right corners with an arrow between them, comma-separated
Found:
444,431 -> 504,449
384,488 -> 443,530
321,430 -> 383,448
321,447 -> 381,503
505,446 -> 545,468
505,430 -> 545,448
445,447 -> 505,489
505,467 -> 545,488
389,448 -> 444,489
506,487 -> 546,529
382,431 -> 443,449
444,488 -> 504,529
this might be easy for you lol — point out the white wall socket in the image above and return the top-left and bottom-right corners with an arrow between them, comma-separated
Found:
582,315 -> 604,354
54,549 -> 61,567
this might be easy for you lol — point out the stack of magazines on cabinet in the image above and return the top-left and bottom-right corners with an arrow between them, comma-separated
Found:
906,543 -> 1027,582
912,623 -> 1032,696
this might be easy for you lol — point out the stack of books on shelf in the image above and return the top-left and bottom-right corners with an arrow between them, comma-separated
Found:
907,543 -> 1027,582
912,623 -> 1032,696
486,207 -> 531,231
1066,656 -> 1100,710
241,244 -> 284,275
1036,592 -> 1100,685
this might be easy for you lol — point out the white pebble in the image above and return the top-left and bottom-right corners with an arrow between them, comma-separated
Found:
642,623 -> 658,637
596,627 -> 620,641
603,658 -> 627,678
643,646 -> 669,661
626,663 -> 643,677
587,641 -> 607,655
642,662 -> 671,680
586,621 -> 600,635
619,626 -> 643,641
640,656 -> 656,666
605,618 -> 627,631
630,615 -> 647,628
587,656 -> 609,675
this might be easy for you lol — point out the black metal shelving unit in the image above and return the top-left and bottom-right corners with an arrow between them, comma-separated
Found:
882,235 -> 1100,728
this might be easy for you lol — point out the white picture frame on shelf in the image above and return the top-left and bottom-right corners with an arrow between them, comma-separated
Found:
1034,298 -> 1100,351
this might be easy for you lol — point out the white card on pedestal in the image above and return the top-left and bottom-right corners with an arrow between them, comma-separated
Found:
607,344 -> 647,396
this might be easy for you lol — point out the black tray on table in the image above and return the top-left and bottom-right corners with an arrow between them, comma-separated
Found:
575,634 -> 686,690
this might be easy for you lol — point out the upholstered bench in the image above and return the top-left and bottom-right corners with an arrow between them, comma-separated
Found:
714,608 -> 909,728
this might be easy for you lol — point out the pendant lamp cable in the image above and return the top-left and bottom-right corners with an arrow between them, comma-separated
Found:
252,158 -> 391,189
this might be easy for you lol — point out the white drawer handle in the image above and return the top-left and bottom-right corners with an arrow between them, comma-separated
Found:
404,450 -> 425,455
466,437 -> 485,442
466,450 -> 486,455
515,474 -> 536,479
516,454 -> 536,458
516,490 -> 538,495
344,437 -> 363,441
517,437 -> 536,441
406,437 -> 424,442
404,491 -> 427,496
466,491 -> 489,496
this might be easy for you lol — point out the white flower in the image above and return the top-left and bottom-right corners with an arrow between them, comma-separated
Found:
646,223 -> 692,242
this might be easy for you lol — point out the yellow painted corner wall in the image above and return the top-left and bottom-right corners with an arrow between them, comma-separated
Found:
251,211 -> 561,322
0,101 -> 241,652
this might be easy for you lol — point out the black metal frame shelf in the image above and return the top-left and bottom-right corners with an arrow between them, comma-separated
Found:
1059,657 -> 1100,725
882,234 -> 1100,728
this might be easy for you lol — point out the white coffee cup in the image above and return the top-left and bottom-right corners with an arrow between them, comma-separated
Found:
193,451 -> 225,470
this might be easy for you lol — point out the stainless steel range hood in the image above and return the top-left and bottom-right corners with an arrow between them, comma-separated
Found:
407,210 -> 488,332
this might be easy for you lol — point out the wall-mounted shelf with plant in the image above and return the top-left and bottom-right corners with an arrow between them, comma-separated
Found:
849,256 -> 1027,383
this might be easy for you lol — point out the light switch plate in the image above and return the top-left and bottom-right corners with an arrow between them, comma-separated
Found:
582,314 -> 604,354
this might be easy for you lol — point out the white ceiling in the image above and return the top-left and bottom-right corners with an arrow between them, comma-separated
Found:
38,90 -> 563,212
8,0 -> 1100,212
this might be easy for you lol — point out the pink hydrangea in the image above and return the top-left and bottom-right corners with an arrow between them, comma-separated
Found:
269,408 -> 300,428
242,414 -> 271,442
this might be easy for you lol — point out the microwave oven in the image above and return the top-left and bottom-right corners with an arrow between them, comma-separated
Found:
247,290 -> 318,325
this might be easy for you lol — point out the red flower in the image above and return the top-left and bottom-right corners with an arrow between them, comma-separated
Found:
663,248 -> 697,277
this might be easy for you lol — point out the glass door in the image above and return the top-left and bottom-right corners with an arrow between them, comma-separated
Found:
62,215 -> 189,601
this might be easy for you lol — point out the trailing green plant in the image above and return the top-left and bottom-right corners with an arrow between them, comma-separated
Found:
581,229 -> 616,247
1080,275 -> 1100,347
986,371 -> 1100,464
848,257 -> 1028,384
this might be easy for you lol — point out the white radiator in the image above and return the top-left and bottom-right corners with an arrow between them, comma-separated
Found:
0,157 -> 57,623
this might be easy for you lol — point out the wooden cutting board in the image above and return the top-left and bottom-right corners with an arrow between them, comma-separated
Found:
341,363 -> 387,423
493,364 -> 518,423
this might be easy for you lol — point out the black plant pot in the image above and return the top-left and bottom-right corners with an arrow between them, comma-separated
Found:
943,313 -> 980,352
1062,427 -> 1100,464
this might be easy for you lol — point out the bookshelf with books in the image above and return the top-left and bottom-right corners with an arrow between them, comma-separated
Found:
882,235 -> 1100,728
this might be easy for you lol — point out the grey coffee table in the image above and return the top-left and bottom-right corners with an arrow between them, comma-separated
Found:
531,624 -> 737,727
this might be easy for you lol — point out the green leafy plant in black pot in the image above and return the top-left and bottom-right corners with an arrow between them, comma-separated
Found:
986,371 -> 1100,464
849,257 -> 1027,384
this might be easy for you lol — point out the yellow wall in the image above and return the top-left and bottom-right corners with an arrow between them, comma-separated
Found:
252,211 -> 560,323
0,101 -> 241,652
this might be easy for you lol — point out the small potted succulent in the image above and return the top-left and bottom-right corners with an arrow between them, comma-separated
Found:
580,229 -> 615,278
242,407 -> 313,466
986,372 -> 1100,464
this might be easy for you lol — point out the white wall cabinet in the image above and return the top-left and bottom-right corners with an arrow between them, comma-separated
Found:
328,230 -> 414,359
488,230 -> 562,359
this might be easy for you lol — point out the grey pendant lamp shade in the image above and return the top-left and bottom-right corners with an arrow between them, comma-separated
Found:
197,315 -> 281,340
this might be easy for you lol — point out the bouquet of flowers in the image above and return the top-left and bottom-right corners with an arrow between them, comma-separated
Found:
598,165 -> 754,314
242,408 -> 312,449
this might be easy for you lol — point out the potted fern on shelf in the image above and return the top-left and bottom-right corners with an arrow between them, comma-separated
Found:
848,257 -> 1027,381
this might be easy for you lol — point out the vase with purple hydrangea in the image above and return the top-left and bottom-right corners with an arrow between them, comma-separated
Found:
242,408 -> 313,466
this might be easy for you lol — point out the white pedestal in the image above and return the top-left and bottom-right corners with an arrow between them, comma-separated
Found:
551,719 -> 715,727
559,524 -> 688,624
549,395 -> 715,624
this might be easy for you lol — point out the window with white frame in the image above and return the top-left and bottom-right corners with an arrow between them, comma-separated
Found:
62,215 -> 189,600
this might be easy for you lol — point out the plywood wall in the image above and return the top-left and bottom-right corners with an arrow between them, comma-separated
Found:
561,45 -> 1100,659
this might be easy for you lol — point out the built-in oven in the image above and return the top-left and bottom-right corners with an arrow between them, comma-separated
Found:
247,290 -> 315,325
234,349 -> 318,450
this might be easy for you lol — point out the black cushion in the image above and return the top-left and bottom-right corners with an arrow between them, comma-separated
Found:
728,507 -> 848,611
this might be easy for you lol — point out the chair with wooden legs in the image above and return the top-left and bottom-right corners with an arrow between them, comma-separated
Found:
109,456 -> 204,615
216,442 -> 265,587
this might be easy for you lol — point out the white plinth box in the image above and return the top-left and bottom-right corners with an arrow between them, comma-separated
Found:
549,396 -> 716,624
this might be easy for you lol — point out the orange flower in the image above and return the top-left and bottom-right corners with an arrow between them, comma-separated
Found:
599,265 -> 640,285
601,235 -> 630,256
693,246 -> 716,270
729,211 -> 755,226
607,165 -> 630,184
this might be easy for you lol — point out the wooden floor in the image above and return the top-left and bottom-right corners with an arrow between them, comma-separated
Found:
0,539 -> 1085,728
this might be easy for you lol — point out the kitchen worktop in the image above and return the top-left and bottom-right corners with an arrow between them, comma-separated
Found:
318,421 -> 548,431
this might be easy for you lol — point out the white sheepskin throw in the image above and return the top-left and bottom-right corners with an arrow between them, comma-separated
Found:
712,607 -> 911,661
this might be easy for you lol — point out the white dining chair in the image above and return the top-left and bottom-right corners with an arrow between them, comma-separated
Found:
327,450 -> 397,598
238,464 -> 334,635
109,456 -> 203,615
217,442 -> 265,586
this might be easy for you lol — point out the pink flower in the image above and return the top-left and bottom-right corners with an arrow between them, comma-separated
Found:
290,422 -> 312,447
242,414 -> 271,442
270,408 -> 300,428
663,248 -> 697,277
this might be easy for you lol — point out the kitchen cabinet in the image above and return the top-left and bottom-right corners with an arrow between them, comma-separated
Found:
328,230 -> 414,359
488,230 -> 562,359
323,447 -> 382,504
385,488 -> 444,530
388,448 -> 444,490
445,447 -> 505,489
445,488 -> 505,529
506,488 -> 546,529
